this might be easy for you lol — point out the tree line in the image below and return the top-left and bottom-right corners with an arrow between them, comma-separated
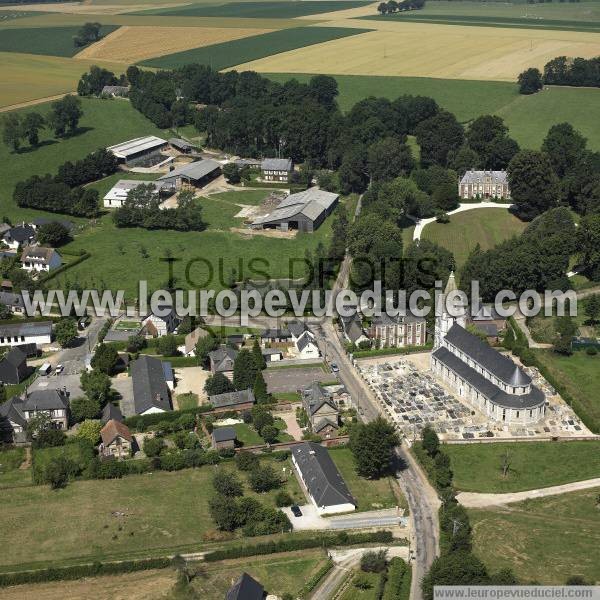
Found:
376,0 -> 425,14
13,148 -> 117,217
518,55 -> 600,94
2,95 -> 83,152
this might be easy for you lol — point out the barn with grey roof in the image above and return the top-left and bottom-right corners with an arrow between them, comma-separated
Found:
252,187 -> 339,232
158,159 -> 221,191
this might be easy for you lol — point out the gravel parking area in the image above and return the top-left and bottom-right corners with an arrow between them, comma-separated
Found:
264,367 -> 334,393
32,373 -> 82,399
174,367 -> 209,403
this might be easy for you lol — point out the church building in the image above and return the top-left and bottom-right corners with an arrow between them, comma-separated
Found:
431,273 -> 546,425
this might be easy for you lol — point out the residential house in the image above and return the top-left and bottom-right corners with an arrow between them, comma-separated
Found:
107,136 -> 168,167
368,312 -> 427,348
209,389 -> 255,413
459,170 -> 510,200
295,330 -> 320,359
291,442 -> 356,515
3,224 -> 35,250
179,327 -> 209,356
287,320 -> 307,343
211,426 -> 237,450
99,419 -> 133,459
0,291 -> 25,315
131,355 -> 171,415
467,303 -> 507,343
21,246 -> 62,273
260,327 -> 292,344
143,304 -> 180,337
0,347 -> 29,384
21,389 -> 69,429
251,188 -> 338,232
101,402 -> 124,424
0,321 -> 52,348
302,382 -> 339,438
226,572 -> 264,600
157,159 -> 221,192
339,313 -> 369,347
101,85 -> 130,97
262,348 -> 282,363
208,346 -> 238,380
261,157 -> 293,182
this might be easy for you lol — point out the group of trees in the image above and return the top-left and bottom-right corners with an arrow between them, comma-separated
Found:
78,65 -> 128,96
73,22 -> 103,48
2,95 -> 82,152
113,186 -> 205,231
349,418 -> 399,478
518,55 -> 600,94
376,0 -> 425,14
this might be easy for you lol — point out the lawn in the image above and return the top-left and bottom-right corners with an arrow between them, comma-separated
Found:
0,458 -> 304,571
140,1 -> 372,18
533,349 -> 600,434
233,419 -> 293,445
176,392 -> 199,411
421,208 -> 527,267
444,441 -> 600,493
190,549 -> 330,598
469,488 -> 600,584
339,571 -> 382,599
329,447 -> 403,511
140,26 -> 371,70
0,25 -> 118,57
0,447 -> 24,472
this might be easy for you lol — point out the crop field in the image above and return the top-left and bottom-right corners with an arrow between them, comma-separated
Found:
444,441 -> 600,493
234,20 -> 600,82
140,26 -> 371,70
421,209 -> 527,267
366,0 -> 600,32
0,25 -> 118,57
470,489 -> 600,584
0,52 -> 127,109
75,24 -> 274,63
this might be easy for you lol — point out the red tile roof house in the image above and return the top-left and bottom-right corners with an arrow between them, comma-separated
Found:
100,419 -> 133,459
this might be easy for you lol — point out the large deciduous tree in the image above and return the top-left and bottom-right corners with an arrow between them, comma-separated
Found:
349,418 -> 399,479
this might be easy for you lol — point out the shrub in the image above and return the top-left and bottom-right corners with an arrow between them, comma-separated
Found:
586,346 -> 598,356
248,464 -> 281,493
235,450 -> 259,471
142,436 -> 165,458
274,490 -> 293,507
361,549 -> 388,573
212,469 -> 243,497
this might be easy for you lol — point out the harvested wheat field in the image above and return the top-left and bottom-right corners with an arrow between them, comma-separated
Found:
295,1 -> 379,21
75,25 -> 274,63
233,21 -> 600,81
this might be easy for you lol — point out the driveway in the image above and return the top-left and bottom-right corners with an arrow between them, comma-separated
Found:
264,367 -> 333,393
112,377 -> 134,417
30,373 -> 82,399
274,408 -> 303,440
173,366 -> 209,404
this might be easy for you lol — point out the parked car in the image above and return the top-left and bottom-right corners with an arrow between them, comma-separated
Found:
55,364 -> 64,375
78,316 -> 90,331
291,505 -> 302,517
330,362 -> 339,373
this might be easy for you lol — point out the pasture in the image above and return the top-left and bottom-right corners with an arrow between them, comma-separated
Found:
233,20 -> 600,82
136,0 -> 373,18
0,25 -> 118,57
140,26 -> 371,70
444,441 -> 600,493
421,209 -> 527,268
74,24 -> 274,63
469,489 -> 600,584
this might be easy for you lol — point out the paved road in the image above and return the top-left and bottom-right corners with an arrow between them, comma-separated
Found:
51,317 -> 107,375
458,477 -> 600,508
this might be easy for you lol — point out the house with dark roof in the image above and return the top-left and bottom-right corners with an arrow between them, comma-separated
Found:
0,291 -> 26,316
142,304 -> 180,337
467,303 -> 507,343
261,157 -> 292,182
295,330 -> 320,359
169,138 -> 195,154
226,572 -> 264,600
432,276 -> 545,425
101,402 -> 124,424
260,327 -> 291,344
211,426 -> 237,450
0,321 -> 52,348
100,419 -> 133,459
209,389 -> 255,413
131,355 -> 171,415
3,224 -> 35,250
107,136 -> 168,167
252,188 -> 338,232
21,389 -> 70,429
21,245 -> 62,273
208,346 -> 238,380
340,313 -> 369,347
158,159 -> 221,191
368,311 -> 427,348
0,396 -> 28,443
459,170 -> 510,200
302,382 -> 339,439
0,347 -> 29,384
291,442 -> 356,515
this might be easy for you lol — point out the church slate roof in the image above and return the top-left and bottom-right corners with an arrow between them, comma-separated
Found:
444,324 -> 532,387
432,346 -> 545,410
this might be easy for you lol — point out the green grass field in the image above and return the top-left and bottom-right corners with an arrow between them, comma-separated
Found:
0,458 -> 304,571
140,27 -> 371,70
421,209 -> 526,267
533,349 -> 600,434
340,571 -> 381,599
444,441 -> 600,493
470,488 -> 600,584
0,25 -> 118,57
137,0 -> 371,18
363,0 -> 600,32
329,447 -> 403,511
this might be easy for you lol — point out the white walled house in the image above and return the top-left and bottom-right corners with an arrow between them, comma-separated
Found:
295,330 -> 320,359
21,246 -> 62,273
103,180 -> 158,208
3,224 -> 35,250
0,321 -> 52,348
142,304 -> 180,337
291,442 -> 356,515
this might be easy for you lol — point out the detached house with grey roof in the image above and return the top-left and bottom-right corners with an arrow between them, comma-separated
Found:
261,157 -> 293,182
21,246 -> 62,273
131,355 -> 171,415
459,170 -> 510,200
0,347 -> 29,385
292,442 -> 356,515
302,382 -> 339,438
208,346 -> 238,380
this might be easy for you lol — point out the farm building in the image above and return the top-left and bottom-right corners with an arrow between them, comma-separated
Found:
107,136 -> 168,167
0,321 -> 52,348
459,170 -> 510,200
291,442 -> 356,515
103,179 -> 159,208
211,426 -> 236,450
157,159 -> 221,191
169,138 -> 195,154
20,246 -> 62,273
101,85 -> 130,97
209,389 -> 255,413
234,158 -> 261,169
261,157 -> 293,182
252,188 -> 339,233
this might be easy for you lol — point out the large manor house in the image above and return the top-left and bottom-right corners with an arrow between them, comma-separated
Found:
431,274 -> 546,425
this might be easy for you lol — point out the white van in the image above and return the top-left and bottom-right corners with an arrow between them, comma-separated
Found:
38,363 -> 52,376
